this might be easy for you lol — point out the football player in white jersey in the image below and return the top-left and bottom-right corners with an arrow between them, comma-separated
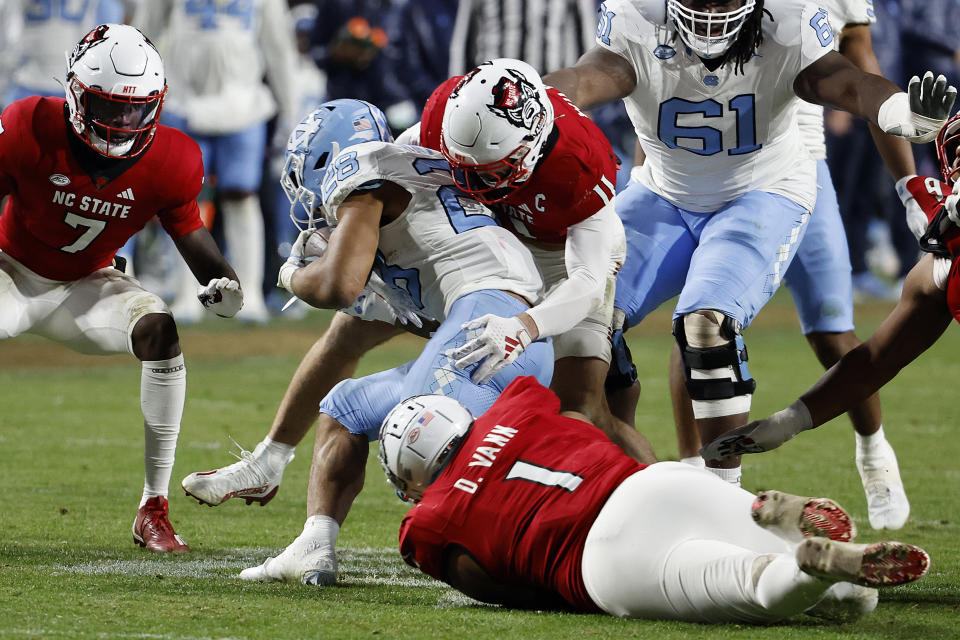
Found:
658,1 -> 915,528
543,0 -> 955,486
131,0 -> 299,323
0,0 -> 126,106
185,99 -> 554,585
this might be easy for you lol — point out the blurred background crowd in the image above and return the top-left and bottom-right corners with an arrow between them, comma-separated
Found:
0,0 -> 957,322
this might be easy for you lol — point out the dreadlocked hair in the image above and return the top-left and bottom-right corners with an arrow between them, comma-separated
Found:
727,2 -> 772,75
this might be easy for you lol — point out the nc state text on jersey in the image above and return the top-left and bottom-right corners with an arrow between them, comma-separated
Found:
52,190 -> 131,218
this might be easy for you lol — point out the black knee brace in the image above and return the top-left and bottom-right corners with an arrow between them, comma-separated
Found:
673,316 -> 756,401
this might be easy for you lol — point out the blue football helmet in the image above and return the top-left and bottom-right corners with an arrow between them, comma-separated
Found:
281,99 -> 393,229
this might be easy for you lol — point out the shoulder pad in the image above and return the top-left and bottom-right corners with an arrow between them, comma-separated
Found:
319,141 -> 452,226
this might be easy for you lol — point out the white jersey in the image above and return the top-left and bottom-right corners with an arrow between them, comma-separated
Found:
598,0 -> 835,212
320,142 -> 543,321
131,0 -> 298,134
2,0 -> 125,97
795,0 -> 877,159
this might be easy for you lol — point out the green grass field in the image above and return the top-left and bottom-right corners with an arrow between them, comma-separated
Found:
2,292 -> 959,639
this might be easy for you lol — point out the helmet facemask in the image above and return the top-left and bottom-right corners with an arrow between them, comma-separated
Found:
667,0 -> 757,59
68,77 -> 165,158
936,114 -> 960,185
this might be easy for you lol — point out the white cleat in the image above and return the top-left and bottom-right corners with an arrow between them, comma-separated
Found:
804,581 -> 878,623
182,441 -> 293,507
239,532 -> 338,585
856,440 -> 910,530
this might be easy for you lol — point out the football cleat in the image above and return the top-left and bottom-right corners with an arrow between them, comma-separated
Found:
182,441 -> 292,507
856,440 -> 910,530
239,532 -> 337,586
751,490 -> 856,544
133,496 -> 190,553
804,581 -> 879,623
796,538 -> 930,588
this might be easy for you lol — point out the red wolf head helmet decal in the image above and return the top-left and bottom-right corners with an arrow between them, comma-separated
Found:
488,68 -> 547,138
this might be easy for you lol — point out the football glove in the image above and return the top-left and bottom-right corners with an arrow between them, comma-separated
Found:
363,270 -> 427,328
277,229 -> 316,293
699,399 -> 813,460
880,72 -> 957,144
198,277 -> 243,318
446,314 -> 533,385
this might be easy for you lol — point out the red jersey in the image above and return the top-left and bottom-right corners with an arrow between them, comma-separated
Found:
398,377 -> 645,612
0,97 -> 204,281
904,176 -> 960,325
420,77 -> 618,244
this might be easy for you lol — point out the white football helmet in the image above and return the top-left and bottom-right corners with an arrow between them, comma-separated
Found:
65,24 -> 166,158
440,58 -> 554,203
667,0 -> 757,59
378,394 -> 474,503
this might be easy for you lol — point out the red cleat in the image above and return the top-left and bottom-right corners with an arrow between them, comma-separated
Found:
133,496 -> 190,553
752,490 -> 856,543
797,539 -> 930,588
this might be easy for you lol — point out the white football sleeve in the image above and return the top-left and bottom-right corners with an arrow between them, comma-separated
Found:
525,202 -> 623,339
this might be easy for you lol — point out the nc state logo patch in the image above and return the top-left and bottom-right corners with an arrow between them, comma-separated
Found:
487,69 -> 545,134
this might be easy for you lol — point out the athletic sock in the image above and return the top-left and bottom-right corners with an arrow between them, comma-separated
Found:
259,436 -> 296,472
855,425 -> 886,456
708,465 -> 742,486
140,354 -> 187,506
681,455 -> 706,469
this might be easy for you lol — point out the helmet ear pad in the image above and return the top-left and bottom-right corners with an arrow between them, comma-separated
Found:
378,395 -> 474,502
439,58 -> 554,203
65,23 -> 166,158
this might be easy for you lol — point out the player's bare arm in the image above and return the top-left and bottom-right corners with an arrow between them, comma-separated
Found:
172,227 -> 239,284
289,186 -> 398,309
796,50 -> 956,143
542,47 -> 636,111
701,255 -> 953,460
800,254 -> 953,427
442,545 -> 572,611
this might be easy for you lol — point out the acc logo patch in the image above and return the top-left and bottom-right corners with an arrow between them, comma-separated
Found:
49,173 -> 71,186
654,44 -> 676,60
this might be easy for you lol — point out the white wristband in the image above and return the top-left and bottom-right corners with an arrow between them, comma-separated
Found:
894,174 -> 918,206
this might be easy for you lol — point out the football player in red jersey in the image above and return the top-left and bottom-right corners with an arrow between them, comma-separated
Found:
382,376 -> 929,623
701,114 -> 960,460
416,59 -> 654,463
0,24 -> 243,552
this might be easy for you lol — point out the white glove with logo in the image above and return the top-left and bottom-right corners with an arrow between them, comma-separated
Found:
446,314 -> 533,384
895,175 -> 929,240
879,72 -> 957,144
198,277 -> 243,318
